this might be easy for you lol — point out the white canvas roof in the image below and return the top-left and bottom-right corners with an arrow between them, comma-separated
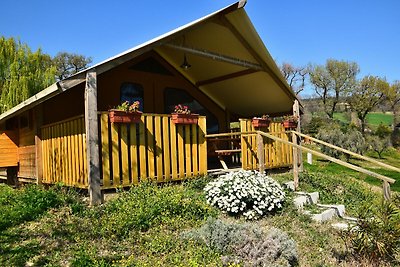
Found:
0,1 -> 297,122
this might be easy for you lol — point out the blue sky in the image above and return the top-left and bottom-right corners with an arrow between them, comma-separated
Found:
1,0 -> 399,97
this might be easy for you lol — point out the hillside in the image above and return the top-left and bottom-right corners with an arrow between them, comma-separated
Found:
1,156 -> 399,266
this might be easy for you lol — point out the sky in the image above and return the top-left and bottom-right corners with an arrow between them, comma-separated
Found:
1,0 -> 399,97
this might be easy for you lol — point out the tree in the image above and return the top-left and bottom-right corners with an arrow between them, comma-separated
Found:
53,52 -> 92,80
309,59 -> 359,119
384,81 -> 400,126
280,62 -> 308,95
0,37 -> 56,112
348,76 -> 388,134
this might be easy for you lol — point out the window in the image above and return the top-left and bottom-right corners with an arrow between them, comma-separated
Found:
164,88 -> 219,133
120,83 -> 144,111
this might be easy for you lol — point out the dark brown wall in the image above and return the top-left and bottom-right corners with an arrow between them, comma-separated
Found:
42,84 -> 85,125
97,51 -> 226,131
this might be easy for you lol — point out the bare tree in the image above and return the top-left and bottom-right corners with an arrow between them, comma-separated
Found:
309,59 -> 359,119
280,62 -> 308,95
53,52 -> 92,80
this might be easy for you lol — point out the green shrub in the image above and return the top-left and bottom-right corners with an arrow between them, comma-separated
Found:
183,218 -> 298,267
204,170 -> 285,220
375,123 -> 392,138
342,201 -> 400,264
302,116 -> 327,134
0,184 -> 78,231
298,171 -> 375,214
316,125 -> 366,161
366,135 -> 390,158
97,182 -> 217,237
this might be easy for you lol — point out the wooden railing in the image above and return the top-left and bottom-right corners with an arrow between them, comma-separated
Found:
41,116 -> 87,188
99,113 -> 207,189
257,130 -> 397,200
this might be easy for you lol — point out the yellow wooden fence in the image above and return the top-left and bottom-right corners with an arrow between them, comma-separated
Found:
41,113 -> 208,189
240,119 -> 292,170
99,113 -> 208,189
41,116 -> 87,187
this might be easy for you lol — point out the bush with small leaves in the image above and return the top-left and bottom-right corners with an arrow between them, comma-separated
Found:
316,125 -> 366,161
366,135 -> 390,158
183,218 -> 298,267
204,170 -> 285,220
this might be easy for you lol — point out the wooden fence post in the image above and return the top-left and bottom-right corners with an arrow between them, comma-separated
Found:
383,181 -> 391,201
292,131 -> 299,189
257,132 -> 265,173
85,69 -> 102,205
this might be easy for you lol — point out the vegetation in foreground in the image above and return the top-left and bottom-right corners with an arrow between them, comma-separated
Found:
0,164 -> 399,266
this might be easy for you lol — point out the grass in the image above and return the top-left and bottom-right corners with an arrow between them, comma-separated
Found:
333,111 -> 394,128
0,166 -> 398,266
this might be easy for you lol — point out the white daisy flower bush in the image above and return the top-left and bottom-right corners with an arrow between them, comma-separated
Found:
204,170 -> 285,220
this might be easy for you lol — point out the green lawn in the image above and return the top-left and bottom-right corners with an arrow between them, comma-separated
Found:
1,171 -> 394,266
333,112 -> 394,128
366,112 -> 393,127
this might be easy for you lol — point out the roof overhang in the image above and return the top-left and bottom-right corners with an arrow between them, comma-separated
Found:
0,1 -> 297,123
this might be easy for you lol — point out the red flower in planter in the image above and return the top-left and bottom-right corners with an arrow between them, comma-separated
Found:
109,101 -> 142,123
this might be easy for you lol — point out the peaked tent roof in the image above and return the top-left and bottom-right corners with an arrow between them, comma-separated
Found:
0,1 -> 297,123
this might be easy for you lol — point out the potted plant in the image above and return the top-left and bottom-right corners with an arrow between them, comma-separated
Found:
171,104 -> 199,124
252,114 -> 271,128
109,101 -> 142,123
282,115 -> 298,129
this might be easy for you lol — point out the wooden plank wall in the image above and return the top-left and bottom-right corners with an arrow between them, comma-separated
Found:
0,131 -> 18,167
41,116 -> 87,188
18,127 -> 36,179
240,119 -> 292,170
99,113 -> 207,189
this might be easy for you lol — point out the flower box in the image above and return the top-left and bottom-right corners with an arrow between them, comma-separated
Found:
171,113 -> 199,125
109,110 -> 142,123
251,118 -> 271,128
282,120 -> 297,129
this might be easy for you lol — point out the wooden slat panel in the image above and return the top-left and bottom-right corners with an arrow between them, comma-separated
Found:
198,117 -> 207,175
162,117 -> 171,181
146,116 -> 155,180
65,121 -> 71,186
78,120 -> 86,185
170,118 -> 178,179
177,125 -> 185,179
71,119 -> 78,185
101,114 -> 111,187
191,124 -> 199,176
240,120 -> 248,170
120,124 -> 129,186
82,118 -> 88,186
139,117 -> 147,180
154,116 -> 163,182
130,123 -> 139,185
111,123 -> 120,186
185,125 -> 192,177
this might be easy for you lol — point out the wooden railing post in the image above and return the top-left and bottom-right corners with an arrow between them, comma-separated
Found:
257,132 -> 265,173
292,131 -> 299,189
85,69 -> 103,205
293,100 -> 303,172
383,181 -> 391,201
